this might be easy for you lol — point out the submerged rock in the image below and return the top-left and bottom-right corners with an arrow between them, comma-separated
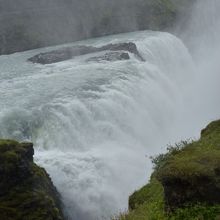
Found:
0,139 -> 64,220
28,42 -> 144,64
87,51 -> 130,62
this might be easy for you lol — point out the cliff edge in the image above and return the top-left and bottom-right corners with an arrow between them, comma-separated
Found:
118,120 -> 220,220
0,140 -> 64,220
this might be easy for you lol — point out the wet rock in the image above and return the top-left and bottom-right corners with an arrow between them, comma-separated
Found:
28,42 -> 144,64
101,42 -> 145,61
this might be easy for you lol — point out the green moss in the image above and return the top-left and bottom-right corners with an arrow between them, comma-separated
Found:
157,120 -> 220,182
4,151 -> 19,161
129,178 -> 164,210
0,140 -> 19,152
118,177 -> 165,220
0,206 -> 21,220
169,204 -> 220,220
116,203 -> 220,220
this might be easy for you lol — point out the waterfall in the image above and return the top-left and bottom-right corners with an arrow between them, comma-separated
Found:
0,31 -> 195,219
1,2 -> 220,218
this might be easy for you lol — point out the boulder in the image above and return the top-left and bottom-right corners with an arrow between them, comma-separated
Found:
28,42 -> 144,64
0,139 -> 64,220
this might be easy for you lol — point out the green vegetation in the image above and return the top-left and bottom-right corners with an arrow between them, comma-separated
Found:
0,140 -> 64,220
116,177 -> 165,220
116,120 -> 220,220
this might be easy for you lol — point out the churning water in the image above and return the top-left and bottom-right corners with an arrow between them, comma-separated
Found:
0,7 -> 220,218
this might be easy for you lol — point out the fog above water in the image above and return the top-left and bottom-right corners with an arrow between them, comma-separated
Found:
180,0 -> 220,132
0,0 -> 191,47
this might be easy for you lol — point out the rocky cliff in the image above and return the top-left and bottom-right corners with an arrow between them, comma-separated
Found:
117,120 -> 220,220
0,139 -> 64,220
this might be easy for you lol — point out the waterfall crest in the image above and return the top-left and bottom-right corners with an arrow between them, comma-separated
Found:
0,31 -> 195,219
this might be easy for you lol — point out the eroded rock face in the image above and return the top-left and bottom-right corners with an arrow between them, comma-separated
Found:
161,175 -> 220,212
28,42 -> 145,64
0,139 -> 64,220
0,141 -> 34,196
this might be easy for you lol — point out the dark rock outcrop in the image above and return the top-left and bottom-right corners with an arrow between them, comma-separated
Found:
0,139 -> 64,220
160,175 -> 220,212
100,42 -> 144,61
28,42 -> 144,64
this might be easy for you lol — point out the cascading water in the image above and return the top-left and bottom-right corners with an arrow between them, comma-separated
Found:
0,31 -> 195,219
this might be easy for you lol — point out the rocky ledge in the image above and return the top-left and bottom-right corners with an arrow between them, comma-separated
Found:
0,139 -> 64,220
28,42 -> 145,64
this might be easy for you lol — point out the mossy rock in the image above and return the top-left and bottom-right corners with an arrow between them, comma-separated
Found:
0,139 -> 64,220
129,177 -> 164,210
116,177 -> 165,220
156,120 -> 220,211
117,120 -> 220,220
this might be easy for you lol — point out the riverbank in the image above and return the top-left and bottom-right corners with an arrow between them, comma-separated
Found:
117,119 -> 220,219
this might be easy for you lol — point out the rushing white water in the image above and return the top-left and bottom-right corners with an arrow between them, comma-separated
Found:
0,23 -> 219,219
0,31 -> 195,219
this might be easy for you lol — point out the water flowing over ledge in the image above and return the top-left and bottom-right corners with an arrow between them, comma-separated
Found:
0,30 -> 208,219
